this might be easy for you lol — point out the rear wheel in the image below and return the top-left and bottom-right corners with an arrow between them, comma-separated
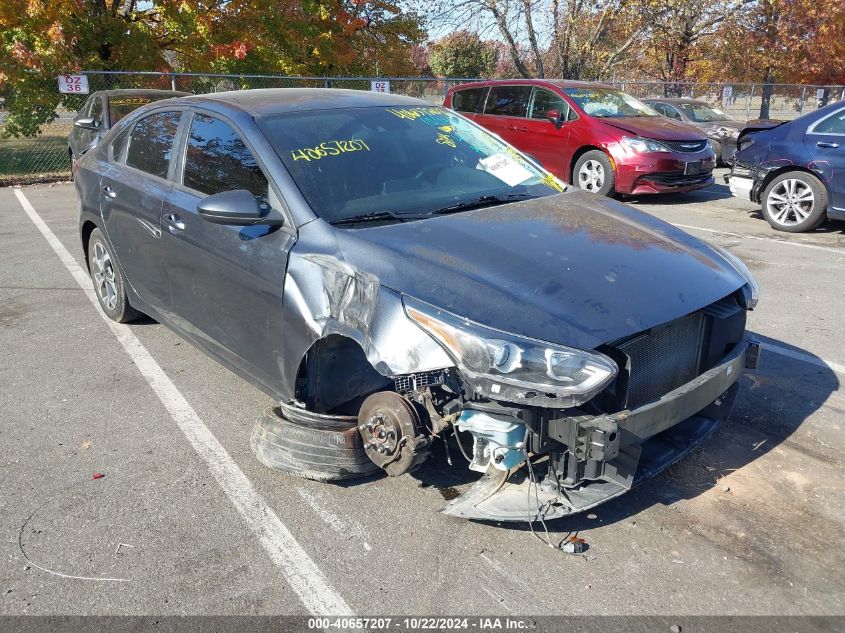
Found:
573,150 -> 615,196
761,171 -> 827,233
87,228 -> 142,322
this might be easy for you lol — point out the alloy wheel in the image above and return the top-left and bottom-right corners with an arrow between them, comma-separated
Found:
92,242 -> 118,311
578,160 -> 605,192
766,178 -> 815,227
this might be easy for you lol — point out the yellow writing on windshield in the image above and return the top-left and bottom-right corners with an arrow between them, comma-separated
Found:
386,107 -> 445,120
291,139 -> 370,162
435,132 -> 456,148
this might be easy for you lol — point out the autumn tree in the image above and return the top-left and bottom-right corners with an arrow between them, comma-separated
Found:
0,1 -> 425,137
634,0 -> 754,94
548,0 -> 642,79
705,0 -> 845,117
428,31 -> 498,77
423,0 -> 645,80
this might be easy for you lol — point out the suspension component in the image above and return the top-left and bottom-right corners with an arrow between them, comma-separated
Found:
358,392 -> 432,476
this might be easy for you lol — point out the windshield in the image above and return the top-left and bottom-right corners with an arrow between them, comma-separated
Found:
678,103 -> 731,123
564,88 -> 658,118
108,95 -> 167,124
258,106 -> 564,224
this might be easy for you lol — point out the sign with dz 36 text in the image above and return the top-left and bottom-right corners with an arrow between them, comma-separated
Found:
58,75 -> 89,94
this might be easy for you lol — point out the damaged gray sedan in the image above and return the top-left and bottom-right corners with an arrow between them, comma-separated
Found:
75,89 -> 760,521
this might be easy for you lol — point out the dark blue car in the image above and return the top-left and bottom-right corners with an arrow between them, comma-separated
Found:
728,100 -> 845,232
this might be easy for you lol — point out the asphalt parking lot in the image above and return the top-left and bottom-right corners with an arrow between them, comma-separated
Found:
1,169 -> 843,617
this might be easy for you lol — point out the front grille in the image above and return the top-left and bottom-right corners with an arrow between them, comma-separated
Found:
645,172 -> 712,186
658,139 -> 708,153
394,370 -> 446,393
616,312 -> 705,409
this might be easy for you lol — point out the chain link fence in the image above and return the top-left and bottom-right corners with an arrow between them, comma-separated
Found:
2,71 -> 843,185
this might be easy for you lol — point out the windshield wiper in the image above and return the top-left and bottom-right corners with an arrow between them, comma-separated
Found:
429,192 -> 535,216
328,193 -> 536,226
328,210 -> 417,226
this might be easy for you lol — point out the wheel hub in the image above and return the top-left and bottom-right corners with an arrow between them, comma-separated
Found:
358,392 -> 431,476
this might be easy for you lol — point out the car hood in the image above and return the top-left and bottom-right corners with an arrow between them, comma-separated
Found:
601,116 -> 705,140
335,190 -> 747,350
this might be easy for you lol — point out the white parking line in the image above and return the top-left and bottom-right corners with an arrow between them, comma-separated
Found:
13,188 -> 353,617
672,223 -> 845,256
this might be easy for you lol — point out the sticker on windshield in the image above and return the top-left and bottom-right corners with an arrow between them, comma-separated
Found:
477,153 -> 533,187
290,139 -> 370,162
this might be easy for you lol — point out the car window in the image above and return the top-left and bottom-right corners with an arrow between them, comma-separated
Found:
259,105 -> 565,225
666,105 -> 683,120
80,95 -> 95,118
656,104 -> 682,120
125,111 -> 182,179
111,128 -> 131,163
182,113 -> 268,197
90,97 -> 104,127
452,87 -> 488,114
813,109 -> 845,134
484,86 -> 531,117
529,89 -> 567,120
564,87 -> 658,118
110,95 -> 170,125
677,103 -> 729,122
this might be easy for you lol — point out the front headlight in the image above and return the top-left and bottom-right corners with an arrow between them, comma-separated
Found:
403,297 -> 618,408
711,244 -> 759,310
621,136 -> 669,154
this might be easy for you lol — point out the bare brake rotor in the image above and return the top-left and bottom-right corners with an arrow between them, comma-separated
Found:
358,392 -> 432,476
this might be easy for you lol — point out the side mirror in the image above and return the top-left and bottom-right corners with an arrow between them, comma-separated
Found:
546,109 -> 564,129
197,189 -> 282,226
74,117 -> 98,130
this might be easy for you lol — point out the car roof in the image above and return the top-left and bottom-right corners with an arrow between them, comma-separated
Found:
450,79 -> 613,91
165,88 -> 430,117
95,89 -> 190,99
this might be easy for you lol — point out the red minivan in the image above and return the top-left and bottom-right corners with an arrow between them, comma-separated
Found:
445,80 -> 716,196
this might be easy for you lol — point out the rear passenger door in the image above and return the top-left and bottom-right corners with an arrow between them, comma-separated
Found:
100,109 -> 183,309
474,85 -> 531,147
806,106 -> 845,212
161,110 -> 296,395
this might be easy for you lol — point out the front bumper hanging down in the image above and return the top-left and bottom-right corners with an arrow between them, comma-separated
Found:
443,339 -> 761,522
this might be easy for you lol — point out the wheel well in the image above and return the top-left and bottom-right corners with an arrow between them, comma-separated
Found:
755,166 -> 822,203
570,145 -> 609,183
294,334 -> 393,415
80,220 -> 98,271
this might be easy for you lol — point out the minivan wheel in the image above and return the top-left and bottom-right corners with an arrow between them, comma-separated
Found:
87,228 -> 142,323
761,171 -> 827,233
574,151 -> 615,196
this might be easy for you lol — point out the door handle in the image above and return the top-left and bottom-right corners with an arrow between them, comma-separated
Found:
817,141 -> 840,148
164,213 -> 185,231
102,186 -> 117,199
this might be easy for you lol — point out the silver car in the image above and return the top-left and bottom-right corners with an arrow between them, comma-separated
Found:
69,89 -> 189,177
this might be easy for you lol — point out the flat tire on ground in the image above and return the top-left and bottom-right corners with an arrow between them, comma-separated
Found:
250,406 -> 380,482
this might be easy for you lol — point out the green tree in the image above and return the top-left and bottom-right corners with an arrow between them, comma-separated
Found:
428,31 -> 498,78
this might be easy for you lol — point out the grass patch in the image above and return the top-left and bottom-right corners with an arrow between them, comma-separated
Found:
0,134 -> 71,183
